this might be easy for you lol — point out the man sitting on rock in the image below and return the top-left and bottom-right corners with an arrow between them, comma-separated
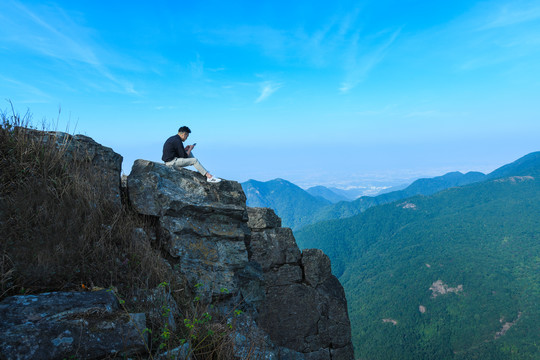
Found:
162,126 -> 221,183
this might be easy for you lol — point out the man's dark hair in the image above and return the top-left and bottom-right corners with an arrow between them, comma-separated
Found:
178,126 -> 191,134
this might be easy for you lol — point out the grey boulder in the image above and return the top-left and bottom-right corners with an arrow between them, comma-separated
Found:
0,290 -> 147,360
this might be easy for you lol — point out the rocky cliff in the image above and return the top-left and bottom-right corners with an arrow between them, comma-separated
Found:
0,132 -> 353,359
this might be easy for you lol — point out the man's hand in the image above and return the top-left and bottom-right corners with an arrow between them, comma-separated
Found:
185,144 -> 194,155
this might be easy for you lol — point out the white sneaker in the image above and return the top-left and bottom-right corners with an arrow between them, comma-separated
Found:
207,176 -> 222,183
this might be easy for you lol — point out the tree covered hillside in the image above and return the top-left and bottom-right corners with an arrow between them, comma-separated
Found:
243,152 -> 540,231
241,178 -> 331,230
295,175 -> 540,359
307,170 -> 488,226
306,185 -> 351,203
242,171 -> 488,230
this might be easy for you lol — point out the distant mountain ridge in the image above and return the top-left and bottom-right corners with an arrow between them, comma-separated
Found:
242,151 -> 540,231
294,153 -> 540,359
241,178 -> 330,230
485,151 -> 540,179
243,171 -> 486,230
306,185 -> 351,203
310,170 -> 488,225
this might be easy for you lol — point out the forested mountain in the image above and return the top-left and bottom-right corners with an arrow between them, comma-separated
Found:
243,152 -> 540,231
485,151 -> 540,179
326,186 -> 367,200
374,182 -> 409,195
241,178 -> 330,230
307,170 -> 488,226
243,172 -> 484,230
306,185 -> 351,203
295,159 -> 540,359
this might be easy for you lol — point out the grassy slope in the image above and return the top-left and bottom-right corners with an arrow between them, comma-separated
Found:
296,177 -> 540,359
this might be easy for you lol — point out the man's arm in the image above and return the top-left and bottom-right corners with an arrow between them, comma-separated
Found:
174,137 -> 188,158
185,144 -> 195,156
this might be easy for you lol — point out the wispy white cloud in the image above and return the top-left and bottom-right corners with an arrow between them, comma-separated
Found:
0,0 -> 137,95
255,81 -> 282,103
197,25 -> 290,61
155,105 -> 177,111
195,9 -> 400,93
0,76 -> 53,102
354,104 -> 398,116
478,2 -> 540,30
195,8 -> 365,68
340,28 -> 401,93
190,53 -> 205,78
442,1 -> 540,72
2,1 -> 98,65
405,110 -> 451,118
337,7 -> 363,37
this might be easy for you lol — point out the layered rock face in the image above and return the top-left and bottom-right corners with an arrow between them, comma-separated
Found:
1,131 -> 353,359
128,159 -> 254,302
248,208 -> 355,359
128,160 -> 354,359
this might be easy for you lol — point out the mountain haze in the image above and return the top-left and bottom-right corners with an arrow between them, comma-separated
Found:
243,152 -> 540,231
326,187 -> 367,200
306,185 -> 351,203
244,172 -> 485,230
308,170 -> 488,225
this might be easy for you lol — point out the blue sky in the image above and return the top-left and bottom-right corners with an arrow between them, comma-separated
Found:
1,0 -> 539,188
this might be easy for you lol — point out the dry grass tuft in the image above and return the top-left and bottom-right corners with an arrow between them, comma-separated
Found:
0,108 -> 171,298
0,106 -> 267,359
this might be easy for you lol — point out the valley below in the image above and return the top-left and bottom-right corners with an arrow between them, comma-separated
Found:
247,152 -> 540,359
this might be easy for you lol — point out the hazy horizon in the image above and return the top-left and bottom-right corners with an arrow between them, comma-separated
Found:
238,154 -> 528,194
1,0 -> 539,187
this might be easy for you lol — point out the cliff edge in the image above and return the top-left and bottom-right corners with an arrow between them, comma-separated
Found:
0,131 -> 353,359
127,159 -> 354,359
